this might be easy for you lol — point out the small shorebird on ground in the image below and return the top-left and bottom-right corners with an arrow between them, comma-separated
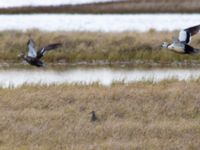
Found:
161,24 -> 200,54
19,39 -> 62,67
90,111 -> 98,122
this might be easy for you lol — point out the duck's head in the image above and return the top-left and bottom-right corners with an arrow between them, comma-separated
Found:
17,52 -> 25,59
162,41 -> 185,53
161,42 -> 170,49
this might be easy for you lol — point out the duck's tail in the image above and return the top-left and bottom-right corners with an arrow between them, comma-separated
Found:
194,48 -> 200,53
184,44 -> 200,54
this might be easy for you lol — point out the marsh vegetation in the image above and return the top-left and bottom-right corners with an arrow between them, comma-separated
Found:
1,30 -> 200,67
0,81 -> 200,149
1,1 -> 199,149
1,0 -> 200,14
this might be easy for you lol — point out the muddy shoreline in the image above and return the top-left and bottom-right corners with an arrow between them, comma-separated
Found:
1,60 -> 200,70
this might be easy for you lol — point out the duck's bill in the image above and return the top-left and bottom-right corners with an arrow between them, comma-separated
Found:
161,42 -> 169,48
17,52 -> 24,58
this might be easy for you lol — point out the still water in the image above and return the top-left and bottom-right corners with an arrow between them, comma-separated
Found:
0,14 -> 199,32
0,67 -> 200,88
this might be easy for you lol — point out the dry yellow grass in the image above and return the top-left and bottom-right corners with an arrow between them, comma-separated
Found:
1,30 -> 200,67
0,81 -> 200,149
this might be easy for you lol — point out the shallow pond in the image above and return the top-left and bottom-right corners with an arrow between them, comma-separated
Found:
0,67 -> 200,88
0,14 -> 199,32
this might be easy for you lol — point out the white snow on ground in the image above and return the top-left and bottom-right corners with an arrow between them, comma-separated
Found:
0,0 -> 121,8
0,68 -> 199,88
0,14 -> 199,32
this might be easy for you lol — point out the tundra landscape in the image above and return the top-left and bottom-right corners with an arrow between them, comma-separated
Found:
0,0 -> 200,149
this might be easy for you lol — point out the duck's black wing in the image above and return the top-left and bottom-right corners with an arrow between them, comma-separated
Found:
36,43 -> 62,59
184,24 -> 200,36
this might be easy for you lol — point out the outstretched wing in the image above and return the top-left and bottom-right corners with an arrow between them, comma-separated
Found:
184,24 -> 200,36
27,39 -> 37,58
179,25 -> 200,44
179,30 -> 190,44
37,43 -> 62,59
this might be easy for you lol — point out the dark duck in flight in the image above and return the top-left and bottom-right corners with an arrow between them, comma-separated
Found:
161,24 -> 200,54
19,39 -> 62,67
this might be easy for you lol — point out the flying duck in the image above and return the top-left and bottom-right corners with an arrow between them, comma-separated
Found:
161,24 -> 200,54
19,39 -> 62,67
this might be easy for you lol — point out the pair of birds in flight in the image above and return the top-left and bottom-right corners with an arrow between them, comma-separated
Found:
21,24 -> 200,67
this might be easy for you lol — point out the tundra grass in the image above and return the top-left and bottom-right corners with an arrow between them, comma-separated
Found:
0,81 -> 200,149
1,0 -> 200,14
1,30 -> 200,67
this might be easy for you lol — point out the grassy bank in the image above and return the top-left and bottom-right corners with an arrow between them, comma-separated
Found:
0,81 -> 200,149
1,0 -> 200,14
1,30 -> 200,67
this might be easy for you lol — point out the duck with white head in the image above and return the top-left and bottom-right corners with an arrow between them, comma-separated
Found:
161,24 -> 200,54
